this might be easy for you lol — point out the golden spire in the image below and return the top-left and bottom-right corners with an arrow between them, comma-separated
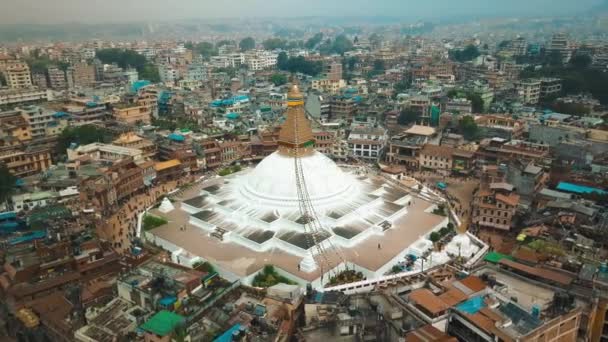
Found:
278,83 -> 315,157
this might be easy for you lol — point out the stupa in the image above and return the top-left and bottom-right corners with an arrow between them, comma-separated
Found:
145,84 -> 452,287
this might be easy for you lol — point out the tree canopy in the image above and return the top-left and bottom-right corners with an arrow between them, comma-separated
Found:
319,35 -> 354,55
270,73 -> 288,86
305,33 -> 324,50
449,45 -> 481,62
276,52 -> 323,76
193,42 -> 218,59
398,108 -> 421,126
262,38 -> 288,50
519,59 -> 608,104
459,116 -> 480,141
96,48 -> 159,82
239,37 -> 256,51
0,164 -> 16,205
57,125 -> 115,157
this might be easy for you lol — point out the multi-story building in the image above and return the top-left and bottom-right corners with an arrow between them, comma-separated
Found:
445,98 -> 472,114
475,115 -> 525,140
448,297 -> 581,342
539,78 -> 562,99
158,64 -> 179,84
311,78 -> 346,95
112,103 -> 152,125
305,93 -> 331,121
67,142 -> 143,162
113,132 -> 156,158
386,125 -> 437,169
508,36 -> 527,56
0,88 -> 49,107
472,182 -> 519,230
516,79 -> 541,105
17,105 -> 55,139
0,138 -> 52,177
331,97 -> 357,122
0,109 -> 32,141
325,62 -> 343,81
347,126 -> 387,161
32,73 -> 48,89
70,63 -> 96,88
547,33 -> 573,63
4,62 -> 32,89
63,98 -> 107,124
47,67 -> 67,89
312,130 -> 336,156
419,144 -> 454,174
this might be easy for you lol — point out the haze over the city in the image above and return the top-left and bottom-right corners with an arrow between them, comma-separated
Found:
0,0 -> 604,24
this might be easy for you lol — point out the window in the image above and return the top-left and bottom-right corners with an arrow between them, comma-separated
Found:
489,218 -> 493,223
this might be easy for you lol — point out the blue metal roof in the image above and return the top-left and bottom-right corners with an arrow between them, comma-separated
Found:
457,296 -> 485,314
556,182 -> 607,195
225,112 -> 240,120
168,133 -> 185,142
132,80 -> 151,92
9,230 -> 46,246
53,111 -> 69,118
0,212 -> 17,221
213,323 -> 241,342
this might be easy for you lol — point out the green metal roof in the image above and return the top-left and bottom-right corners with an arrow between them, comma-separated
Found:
140,310 -> 184,337
484,252 -> 514,264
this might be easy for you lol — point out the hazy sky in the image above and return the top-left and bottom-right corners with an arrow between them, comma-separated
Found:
0,0 -> 603,24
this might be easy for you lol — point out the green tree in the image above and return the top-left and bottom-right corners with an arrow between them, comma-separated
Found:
216,40 -> 234,48
466,93 -> 484,113
346,56 -> 359,72
569,54 -> 592,69
140,63 -> 160,83
545,50 -> 564,67
194,42 -> 218,59
398,109 -> 421,126
430,232 -> 441,243
0,72 -> 6,87
277,51 -> 288,70
459,116 -> 479,141
277,55 -> 323,76
239,37 -> 256,51
330,34 -> 354,55
57,125 -> 115,156
270,73 -> 287,86
262,38 -> 287,50
449,45 -> 481,62
305,33 -> 324,50
372,59 -> 385,75
0,164 -> 16,205
394,80 -> 409,94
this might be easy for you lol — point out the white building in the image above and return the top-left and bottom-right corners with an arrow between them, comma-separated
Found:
347,127 -> 388,161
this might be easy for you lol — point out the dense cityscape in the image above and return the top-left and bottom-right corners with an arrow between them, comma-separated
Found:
0,1 -> 608,341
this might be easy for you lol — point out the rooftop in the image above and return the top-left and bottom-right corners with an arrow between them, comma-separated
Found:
140,310 -> 185,337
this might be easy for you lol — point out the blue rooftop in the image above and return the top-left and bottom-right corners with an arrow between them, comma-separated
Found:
556,182 -> 607,195
168,133 -> 185,142
0,212 -> 17,221
213,323 -> 241,342
9,230 -> 46,246
225,112 -> 240,120
457,296 -> 486,314
85,101 -> 98,108
158,296 -> 177,307
132,80 -> 151,92
53,111 -> 69,119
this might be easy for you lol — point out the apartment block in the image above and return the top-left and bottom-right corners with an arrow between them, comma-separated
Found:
4,62 -> 32,89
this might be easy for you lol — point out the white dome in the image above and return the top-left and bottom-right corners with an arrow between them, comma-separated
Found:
238,151 -> 359,209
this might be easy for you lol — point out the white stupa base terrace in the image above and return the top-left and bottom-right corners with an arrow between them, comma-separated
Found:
144,167 -> 452,289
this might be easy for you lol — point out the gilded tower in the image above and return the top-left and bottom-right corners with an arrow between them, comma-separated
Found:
277,84 -> 315,157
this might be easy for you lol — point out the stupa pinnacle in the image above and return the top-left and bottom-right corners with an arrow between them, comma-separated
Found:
277,83 -> 315,157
